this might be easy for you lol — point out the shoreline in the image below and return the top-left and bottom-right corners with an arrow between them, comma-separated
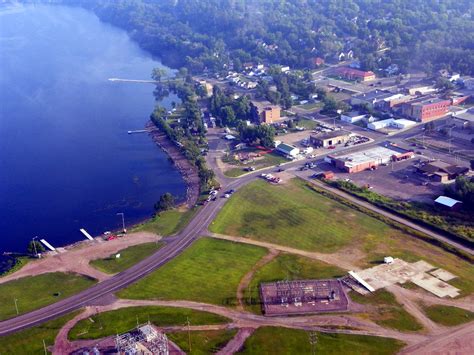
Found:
146,121 -> 200,208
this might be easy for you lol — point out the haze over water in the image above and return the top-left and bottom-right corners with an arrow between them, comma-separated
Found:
0,5 -> 186,255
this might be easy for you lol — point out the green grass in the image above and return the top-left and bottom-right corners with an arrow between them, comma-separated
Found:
0,311 -> 80,354
0,272 -> 96,321
224,152 -> 287,178
349,290 -> 423,332
118,238 -> 267,306
243,253 -> 345,313
69,306 -> 231,340
89,242 -> 164,274
210,178 -> 389,253
298,102 -> 322,110
133,207 -> 198,236
421,304 -> 474,327
294,118 -> 320,130
237,327 -> 405,355
168,329 -> 237,354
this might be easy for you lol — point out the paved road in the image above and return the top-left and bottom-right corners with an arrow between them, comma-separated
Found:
1,124 -> 472,336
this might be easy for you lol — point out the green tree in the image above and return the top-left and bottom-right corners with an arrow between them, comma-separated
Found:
151,68 -> 167,82
154,193 -> 175,213
27,240 -> 45,255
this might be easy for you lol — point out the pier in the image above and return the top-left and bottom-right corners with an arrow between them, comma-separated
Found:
108,78 -> 160,84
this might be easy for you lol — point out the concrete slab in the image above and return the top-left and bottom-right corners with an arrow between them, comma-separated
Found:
411,273 -> 460,298
430,268 -> 457,282
411,260 -> 436,273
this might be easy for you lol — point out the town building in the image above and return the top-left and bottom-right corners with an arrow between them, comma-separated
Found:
367,118 -> 416,131
453,108 -> 474,129
313,57 -> 325,67
310,130 -> 351,148
340,111 -> 366,123
350,90 -> 393,109
334,67 -> 375,82
276,142 -> 300,158
404,83 -> 436,96
259,106 -> 281,124
417,160 -> 469,183
328,145 -> 414,173
401,97 -> 451,122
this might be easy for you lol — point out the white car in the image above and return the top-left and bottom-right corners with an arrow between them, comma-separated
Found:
224,194 -> 231,198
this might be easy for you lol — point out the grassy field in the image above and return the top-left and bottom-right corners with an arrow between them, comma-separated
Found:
210,178 -> 474,296
89,242 -> 163,274
297,102 -> 322,111
118,238 -> 267,306
349,290 -> 423,332
0,311 -> 79,354
243,253 -> 345,313
133,207 -> 198,236
210,179 -> 388,253
0,272 -> 96,321
421,304 -> 474,327
224,152 -> 287,178
237,327 -> 405,355
294,117 -> 320,130
168,329 -> 237,354
69,306 -> 231,340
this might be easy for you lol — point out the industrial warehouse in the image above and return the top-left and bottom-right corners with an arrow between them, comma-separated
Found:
260,279 -> 348,316
327,145 -> 414,173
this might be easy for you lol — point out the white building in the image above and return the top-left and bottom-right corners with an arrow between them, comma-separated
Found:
276,143 -> 300,157
392,119 -> 416,129
367,119 -> 395,130
341,112 -> 366,123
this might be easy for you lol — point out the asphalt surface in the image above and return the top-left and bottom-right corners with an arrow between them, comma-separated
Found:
1,124 -> 472,336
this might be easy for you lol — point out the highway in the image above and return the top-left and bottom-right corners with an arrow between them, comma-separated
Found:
0,123 -> 472,336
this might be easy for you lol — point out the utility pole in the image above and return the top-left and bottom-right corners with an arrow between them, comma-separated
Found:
14,298 -> 19,315
42,339 -> 47,355
309,331 -> 318,355
117,212 -> 126,233
186,316 -> 192,352
32,236 -> 38,258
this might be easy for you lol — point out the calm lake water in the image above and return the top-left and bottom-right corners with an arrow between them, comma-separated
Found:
0,4 -> 186,259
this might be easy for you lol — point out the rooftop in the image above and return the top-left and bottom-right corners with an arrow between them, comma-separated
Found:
277,142 -> 298,153
330,145 -> 409,168
454,108 -> 474,122
434,196 -> 462,208
311,129 -> 351,140
352,90 -> 393,101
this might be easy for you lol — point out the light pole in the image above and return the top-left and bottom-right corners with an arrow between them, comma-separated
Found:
117,212 -> 126,233
32,236 -> 38,258
14,298 -> 19,315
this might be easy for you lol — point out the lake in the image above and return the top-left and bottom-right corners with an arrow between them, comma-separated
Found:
0,4 -> 186,260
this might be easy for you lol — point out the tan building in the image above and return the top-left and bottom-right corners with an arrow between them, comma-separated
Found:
260,106 -> 281,124
310,130 -> 351,148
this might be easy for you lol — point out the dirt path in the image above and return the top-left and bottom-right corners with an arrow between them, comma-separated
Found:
217,328 -> 255,355
387,285 -> 440,334
236,249 -> 279,311
397,286 -> 474,312
0,232 -> 160,284
53,308 -> 95,355
206,232 -> 358,271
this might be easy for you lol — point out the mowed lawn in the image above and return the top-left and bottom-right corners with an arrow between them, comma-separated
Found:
244,253 -> 345,313
90,242 -> 164,274
168,329 -> 237,354
69,306 -> 230,340
0,311 -> 79,354
237,327 -> 405,355
0,272 -> 96,321
210,179 -> 388,253
421,304 -> 474,327
134,208 -> 198,236
118,238 -> 267,305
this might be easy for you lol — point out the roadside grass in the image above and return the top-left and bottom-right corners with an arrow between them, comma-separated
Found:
0,311 -> 80,354
133,207 -> 198,236
211,178 -> 474,297
168,329 -> 237,354
89,242 -> 164,274
69,306 -> 231,340
210,178 -> 388,253
420,304 -> 474,327
243,253 -> 345,314
349,290 -> 423,332
0,272 -> 96,321
223,152 -> 287,178
117,238 -> 267,306
236,326 -> 405,355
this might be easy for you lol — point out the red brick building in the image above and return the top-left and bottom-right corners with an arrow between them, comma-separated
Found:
334,67 -> 375,82
401,97 -> 451,122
